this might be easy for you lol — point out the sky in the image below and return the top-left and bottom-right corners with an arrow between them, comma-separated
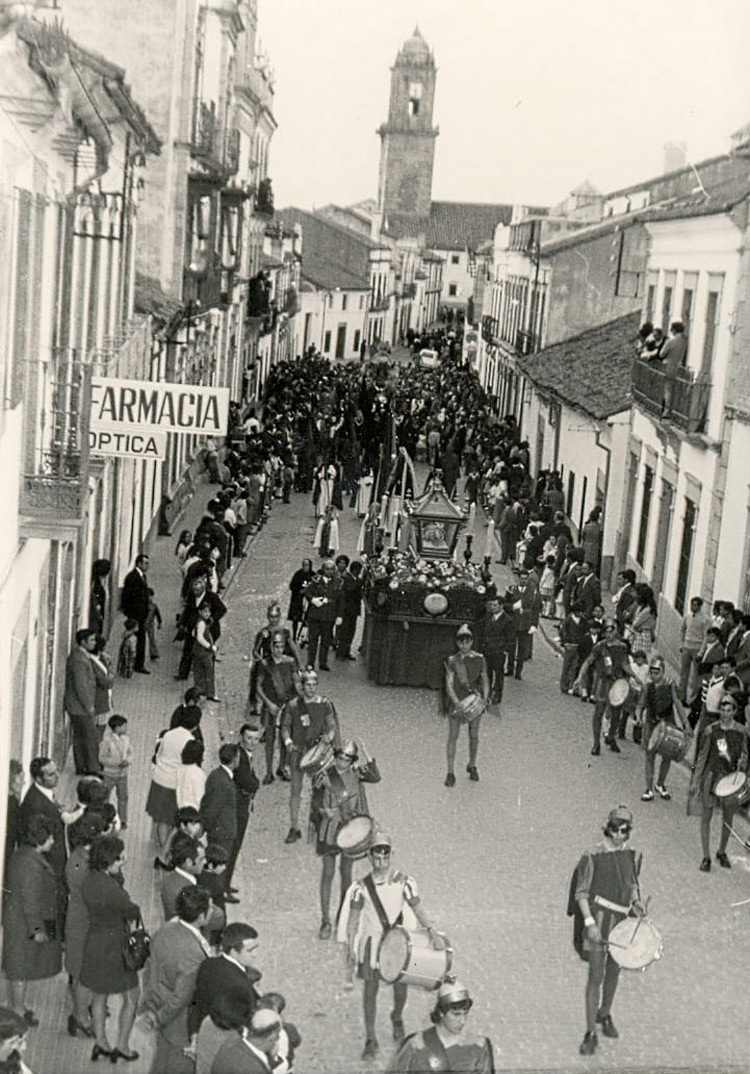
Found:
258,0 -> 750,212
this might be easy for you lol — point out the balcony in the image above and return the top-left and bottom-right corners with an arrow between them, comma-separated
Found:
237,67 -> 274,114
224,127 -> 240,174
632,359 -> 711,435
481,315 -> 497,343
515,328 -> 537,355
192,100 -> 217,161
19,351 -> 90,540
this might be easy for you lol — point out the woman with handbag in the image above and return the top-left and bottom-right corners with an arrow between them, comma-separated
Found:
80,835 -> 143,1062
311,739 -> 380,940
1,815 -> 63,1028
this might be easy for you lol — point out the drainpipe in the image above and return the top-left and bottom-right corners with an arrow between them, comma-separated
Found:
595,426 -> 612,585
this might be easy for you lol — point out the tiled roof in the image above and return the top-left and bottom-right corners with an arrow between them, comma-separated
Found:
385,200 -> 515,250
643,173 -> 750,222
134,272 -> 182,324
427,201 -> 515,249
277,207 -> 377,291
516,312 -> 641,420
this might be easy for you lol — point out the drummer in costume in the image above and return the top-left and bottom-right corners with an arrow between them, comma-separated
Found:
443,625 -> 490,787
337,829 -> 444,1061
311,739 -> 380,940
573,618 -> 631,756
280,668 -> 339,844
635,655 -> 687,801
687,693 -> 749,871
387,978 -> 494,1073
256,631 -> 302,784
570,805 -> 644,1057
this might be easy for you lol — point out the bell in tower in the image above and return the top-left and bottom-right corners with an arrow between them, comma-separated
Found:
376,27 -> 439,230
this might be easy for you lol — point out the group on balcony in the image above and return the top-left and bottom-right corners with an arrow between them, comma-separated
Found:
634,320 -> 705,429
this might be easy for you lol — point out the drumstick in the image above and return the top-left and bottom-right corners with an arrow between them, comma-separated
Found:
629,895 -> 650,944
723,820 -> 750,851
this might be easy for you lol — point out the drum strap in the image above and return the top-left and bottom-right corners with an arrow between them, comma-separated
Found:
363,873 -> 402,933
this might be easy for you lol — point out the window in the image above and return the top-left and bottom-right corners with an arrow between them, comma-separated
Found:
323,330 -> 331,352
681,271 -> 698,342
566,471 -> 576,518
661,271 -> 676,331
451,254 -> 460,265
359,294 -> 365,309
353,330 -> 361,352
701,274 -> 723,376
674,497 -> 697,614
341,294 -> 348,311
408,81 -> 422,117
644,270 -> 658,325
449,283 -> 458,297
636,464 -> 654,566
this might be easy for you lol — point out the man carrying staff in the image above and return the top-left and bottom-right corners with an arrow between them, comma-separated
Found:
569,805 -> 644,1057
337,830 -> 444,1061
280,669 -> 339,845
443,625 -> 490,787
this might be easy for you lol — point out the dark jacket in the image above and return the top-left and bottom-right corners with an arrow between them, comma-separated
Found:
337,572 -> 363,619
188,954 -> 262,1037
477,609 -> 517,654
18,784 -> 66,876
305,573 -> 342,623
120,566 -> 150,621
64,645 -> 97,717
200,767 -> 238,854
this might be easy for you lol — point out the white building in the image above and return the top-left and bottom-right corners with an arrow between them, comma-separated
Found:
625,175 -> 750,662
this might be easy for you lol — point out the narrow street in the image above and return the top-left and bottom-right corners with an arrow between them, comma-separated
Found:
25,480 -> 750,1074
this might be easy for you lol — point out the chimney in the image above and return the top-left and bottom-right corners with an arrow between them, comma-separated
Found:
663,141 -> 688,175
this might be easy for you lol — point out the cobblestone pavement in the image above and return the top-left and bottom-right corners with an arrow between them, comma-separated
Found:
22,478 -> 750,1074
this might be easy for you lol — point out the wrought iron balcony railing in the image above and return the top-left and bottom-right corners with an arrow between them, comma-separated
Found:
632,359 -> 711,435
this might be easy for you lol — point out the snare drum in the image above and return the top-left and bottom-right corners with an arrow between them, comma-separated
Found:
714,771 -> 750,810
648,722 -> 690,762
454,693 -> 486,723
608,678 -> 630,707
336,816 -> 374,859
299,738 -> 334,776
377,926 -> 453,990
607,917 -> 663,971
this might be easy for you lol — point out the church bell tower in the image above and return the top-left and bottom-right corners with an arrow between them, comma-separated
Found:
377,27 -> 438,227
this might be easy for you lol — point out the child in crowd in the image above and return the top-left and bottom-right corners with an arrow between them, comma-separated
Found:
539,555 -> 557,618
117,619 -> 138,678
258,992 -> 302,1073
175,529 -> 192,566
145,587 -> 162,661
155,805 -> 204,870
98,714 -> 132,828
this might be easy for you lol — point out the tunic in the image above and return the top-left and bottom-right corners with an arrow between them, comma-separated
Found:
388,1027 -> 494,1073
443,650 -> 488,718
573,841 -> 641,951
688,719 -> 749,813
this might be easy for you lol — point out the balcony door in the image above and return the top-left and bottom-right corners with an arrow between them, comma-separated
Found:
335,324 -> 347,359
651,480 -> 675,594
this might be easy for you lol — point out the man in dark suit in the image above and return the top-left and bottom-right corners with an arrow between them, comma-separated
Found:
187,921 -> 261,1038
227,725 -> 260,894
507,567 -> 542,679
63,627 -> 102,774
573,561 -> 602,622
120,553 -> 151,673
201,743 -> 240,874
18,757 -> 70,933
160,834 -> 206,920
139,887 -> 211,1074
476,590 -> 517,704
335,561 -> 364,661
305,559 -> 342,671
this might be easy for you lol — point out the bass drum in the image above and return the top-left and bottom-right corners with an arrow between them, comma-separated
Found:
608,917 -> 663,972
377,926 -> 452,990
714,771 -> 750,810
648,722 -> 690,763
336,816 -> 374,859
299,738 -> 333,776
